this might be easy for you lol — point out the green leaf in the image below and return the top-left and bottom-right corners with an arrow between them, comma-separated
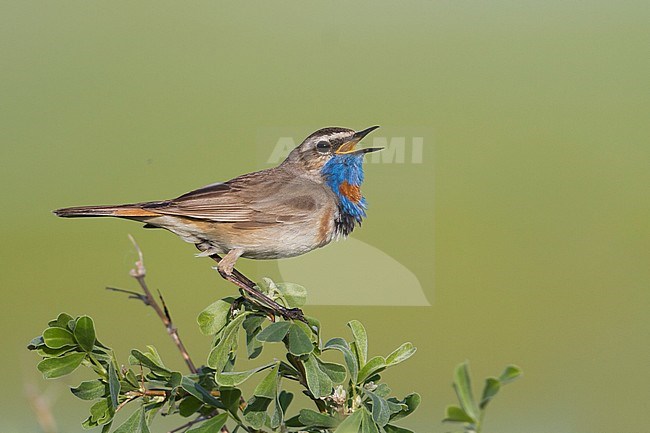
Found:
71,380 -> 107,400
108,363 -> 121,409
275,282 -> 307,308
83,398 -> 114,428
272,391 -> 292,428
270,398 -> 282,430
480,377 -> 501,409
385,343 -> 417,367
389,393 -> 421,421
334,409 -> 363,433
295,320 -> 318,341
113,406 -> 150,433
187,413 -> 228,433
144,346 -> 166,369
129,349 -> 171,375
43,327 -> 76,349
207,312 -> 249,371
256,321 -> 292,343
316,358 -> 347,383
299,408 -> 339,428
324,337 -> 359,383
499,364 -> 523,384
242,396 -> 271,429
254,363 -> 279,399
27,335 -> 45,350
216,361 -> 276,387
243,314 -> 266,334
387,399 -> 404,415
307,316 -> 321,338
124,369 -> 139,389
197,298 -> 233,336
258,277 -> 276,295
36,345 -> 77,358
37,352 -> 85,379
178,396 -> 203,417
180,376 -> 224,409
74,316 -> 96,352
219,388 -> 242,417
244,315 -> 265,359
375,383 -> 392,398
357,356 -> 386,384
285,415 -> 303,428
286,324 -> 314,356
452,362 -> 478,422
246,329 -> 264,359
48,313 -> 74,329
278,360 -> 300,380
81,415 -> 95,428
168,371 -> 182,388
347,320 -> 368,367
361,407 -> 380,433
443,405 -> 475,423
365,389 -> 391,426
278,390 -> 293,413
264,362 -> 284,430
303,354 -> 333,399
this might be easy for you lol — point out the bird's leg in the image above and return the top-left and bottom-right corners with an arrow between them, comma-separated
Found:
217,248 -> 244,276
195,244 -> 306,322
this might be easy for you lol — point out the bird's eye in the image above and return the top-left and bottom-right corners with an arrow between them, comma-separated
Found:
316,140 -> 331,154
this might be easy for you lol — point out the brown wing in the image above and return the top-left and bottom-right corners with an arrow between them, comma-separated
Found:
143,168 -> 330,227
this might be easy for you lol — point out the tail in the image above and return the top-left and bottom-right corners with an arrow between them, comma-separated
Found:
53,204 -> 159,218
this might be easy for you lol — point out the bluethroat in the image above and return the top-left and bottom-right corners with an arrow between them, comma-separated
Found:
55,126 -> 381,319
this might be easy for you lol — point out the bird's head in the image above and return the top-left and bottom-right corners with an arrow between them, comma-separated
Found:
283,126 -> 381,174
283,126 -> 381,235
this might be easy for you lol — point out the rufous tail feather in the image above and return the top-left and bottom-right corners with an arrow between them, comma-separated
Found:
53,205 -> 158,218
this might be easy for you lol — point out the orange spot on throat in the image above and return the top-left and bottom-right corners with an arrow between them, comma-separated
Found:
339,181 -> 362,203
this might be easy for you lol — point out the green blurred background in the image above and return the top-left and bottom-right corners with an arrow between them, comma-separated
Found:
2,1 -> 649,432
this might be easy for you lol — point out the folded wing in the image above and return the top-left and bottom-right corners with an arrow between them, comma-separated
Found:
143,169 -> 329,228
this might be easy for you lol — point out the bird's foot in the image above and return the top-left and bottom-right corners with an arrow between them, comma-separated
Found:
215,248 -> 244,276
212,260 -> 235,276
279,307 -> 307,323
231,294 -> 305,323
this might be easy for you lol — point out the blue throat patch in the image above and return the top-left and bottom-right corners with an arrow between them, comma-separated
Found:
321,154 -> 367,229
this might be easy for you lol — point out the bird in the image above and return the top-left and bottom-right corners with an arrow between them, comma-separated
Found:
54,126 -> 381,318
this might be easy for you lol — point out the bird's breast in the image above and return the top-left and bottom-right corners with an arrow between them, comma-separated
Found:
316,205 -> 338,247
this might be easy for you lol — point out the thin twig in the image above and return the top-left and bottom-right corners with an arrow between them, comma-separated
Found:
129,236 -> 196,374
113,237 -> 232,433
114,395 -> 139,414
107,235 -> 197,374
287,354 -> 327,412
105,286 -> 147,302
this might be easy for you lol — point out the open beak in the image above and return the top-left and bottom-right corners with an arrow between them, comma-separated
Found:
335,125 -> 382,155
